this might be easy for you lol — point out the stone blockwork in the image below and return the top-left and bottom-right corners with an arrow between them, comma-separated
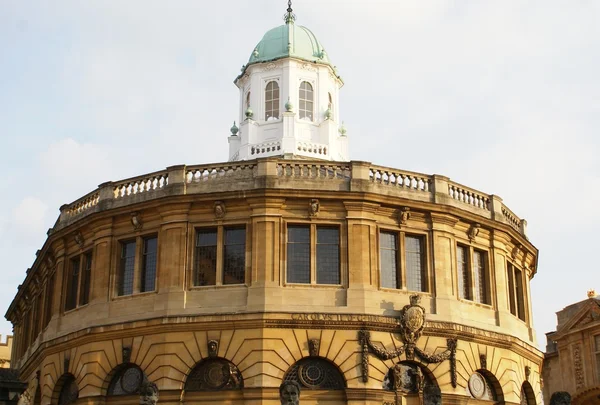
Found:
6,158 -> 542,405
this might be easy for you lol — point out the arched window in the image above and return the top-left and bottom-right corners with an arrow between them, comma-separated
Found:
107,364 -> 146,396
299,82 -> 314,121
245,91 -> 251,111
283,357 -> 345,390
185,358 -> 243,391
467,370 -> 503,402
265,81 -> 279,121
56,375 -> 78,405
521,381 -> 536,405
328,92 -> 333,113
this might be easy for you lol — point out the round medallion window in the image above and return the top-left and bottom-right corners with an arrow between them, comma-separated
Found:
468,372 -> 486,399
120,366 -> 143,394
203,362 -> 230,389
298,360 -> 327,388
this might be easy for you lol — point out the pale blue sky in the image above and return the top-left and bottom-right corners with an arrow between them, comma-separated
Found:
1,0 -> 598,348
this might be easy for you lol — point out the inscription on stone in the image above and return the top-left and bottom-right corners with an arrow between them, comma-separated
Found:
290,313 -> 400,324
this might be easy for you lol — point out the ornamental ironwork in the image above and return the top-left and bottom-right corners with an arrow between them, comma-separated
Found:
185,358 -> 243,391
284,358 -> 345,390
358,294 -> 458,388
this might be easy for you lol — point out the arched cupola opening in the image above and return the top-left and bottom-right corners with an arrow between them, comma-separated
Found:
106,364 -> 147,396
283,357 -> 345,390
520,381 -> 536,405
466,369 -> 504,403
184,357 -> 243,392
52,374 -> 78,405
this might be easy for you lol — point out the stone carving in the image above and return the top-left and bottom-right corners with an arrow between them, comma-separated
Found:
131,212 -> 143,231
123,346 -> 132,364
139,380 -> 158,405
549,392 -> 571,405
573,344 -> 584,390
480,353 -> 487,369
299,63 -> 317,72
512,243 -> 522,260
308,339 -> 319,357
73,231 -> 84,248
524,365 -> 531,381
398,207 -> 411,226
468,372 -> 486,399
588,289 -> 597,298
17,372 -> 39,405
64,356 -> 70,374
577,305 -> 600,326
358,294 -> 458,388
264,62 -> 280,71
279,380 -> 301,405
185,358 -> 243,391
468,223 -> 481,242
208,339 -> 219,357
214,201 -> 226,219
392,363 -> 423,393
46,250 -> 56,269
308,199 -> 319,217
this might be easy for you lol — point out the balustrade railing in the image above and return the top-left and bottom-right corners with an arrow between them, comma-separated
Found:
501,205 -> 522,232
369,166 -> 431,192
277,162 -> 350,179
448,182 -> 490,211
113,171 -> 169,199
296,141 -> 328,157
186,162 -> 256,183
250,141 -> 281,157
63,191 -> 100,218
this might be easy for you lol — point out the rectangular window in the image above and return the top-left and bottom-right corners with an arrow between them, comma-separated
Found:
79,252 -> 92,306
380,232 -> 399,289
286,224 -> 341,285
193,226 -> 247,286
507,262 -> 527,321
141,236 -> 158,292
379,231 -> 427,292
473,250 -> 489,304
457,245 -> 470,299
44,274 -> 54,328
65,257 -> 80,311
119,241 -> 136,296
595,335 -> 600,383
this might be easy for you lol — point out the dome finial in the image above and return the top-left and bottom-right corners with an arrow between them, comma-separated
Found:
284,0 -> 296,24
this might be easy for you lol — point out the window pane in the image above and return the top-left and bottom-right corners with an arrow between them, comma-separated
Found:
79,252 -> 92,306
507,263 -> 516,315
44,274 -> 54,328
119,241 -> 136,296
515,268 -> 526,320
473,250 -> 488,304
457,245 -> 470,300
287,226 -> 310,283
406,236 -> 425,292
317,227 -> 340,284
380,232 -> 398,289
224,228 -> 246,285
65,257 -> 80,310
141,237 -> 157,292
195,229 -> 217,286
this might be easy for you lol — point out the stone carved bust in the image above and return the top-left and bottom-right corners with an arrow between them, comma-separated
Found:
279,381 -> 301,405
549,392 -> 571,405
139,381 -> 159,405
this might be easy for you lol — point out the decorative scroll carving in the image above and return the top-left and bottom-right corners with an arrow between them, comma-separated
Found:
309,199 -> 319,217
139,380 -> 158,405
131,212 -> 143,231
214,201 -> 226,219
573,345 -> 584,390
480,353 -> 487,370
123,346 -> 132,364
398,207 -> 411,226
308,339 -> 320,357
208,340 -> 219,358
467,223 -> 481,242
358,295 -> 457,388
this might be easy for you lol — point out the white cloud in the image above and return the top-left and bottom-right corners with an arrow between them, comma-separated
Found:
10,197 -> 48,237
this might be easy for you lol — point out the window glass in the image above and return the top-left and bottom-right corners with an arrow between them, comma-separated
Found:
44,274 -> 54,327
65,257 -> 80,310
406,236 -> 425,292
287,226 -> 310,284
507,263 -> 516,315
595,335 -> 600,382
380,232 -> 398,289
141,236 -> 157,292
473,250 -> 488,304
194,229 -> 217,286
119,241 -> 136,296
299,81 -> 314,120
515,268 -> 526,320
79,252 -> 92,305
265,81 -> 279,120
224,228 -> 246,285
316,227 -> 340,284
457,245 -> 470,299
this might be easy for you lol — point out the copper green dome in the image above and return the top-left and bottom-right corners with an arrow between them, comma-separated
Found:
247,23 -> 332,66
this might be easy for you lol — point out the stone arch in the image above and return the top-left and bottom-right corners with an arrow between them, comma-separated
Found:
51,374 -> 78,405
520,381 -> 536,405
104,363 -> 147,396
283,357 -> 346,390
466,369 -> 504,403
383,361 -> 442,405
183,357 -> 243,392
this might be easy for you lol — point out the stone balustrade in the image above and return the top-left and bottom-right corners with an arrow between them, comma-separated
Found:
296,141 -> 328,157
56,158 -> 527,236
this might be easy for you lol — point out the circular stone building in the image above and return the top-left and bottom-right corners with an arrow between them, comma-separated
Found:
6,6 -> 543,405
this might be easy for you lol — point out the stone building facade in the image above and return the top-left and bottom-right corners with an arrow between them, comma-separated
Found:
6,5 -> 543,405
543,292 -> 600,405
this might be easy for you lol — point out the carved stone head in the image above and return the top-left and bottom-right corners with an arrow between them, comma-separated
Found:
279,381 -> 301,405
309,199 -> 319,216
308,339 -> 320,357
139,381 -> 158,405
208,340 -> 219,357
549,392 -> 571,405
214,201 -> 226,219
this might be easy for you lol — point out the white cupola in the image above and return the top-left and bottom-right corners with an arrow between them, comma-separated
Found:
227,3 -> 348,162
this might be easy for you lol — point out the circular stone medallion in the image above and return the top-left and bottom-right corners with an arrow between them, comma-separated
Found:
120,366 -> 143,394
468,372 -> 486,399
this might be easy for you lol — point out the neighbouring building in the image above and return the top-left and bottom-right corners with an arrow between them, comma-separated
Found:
0,335 -> 26,405
543,290 -> 600,405
5,4 -> 544,405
